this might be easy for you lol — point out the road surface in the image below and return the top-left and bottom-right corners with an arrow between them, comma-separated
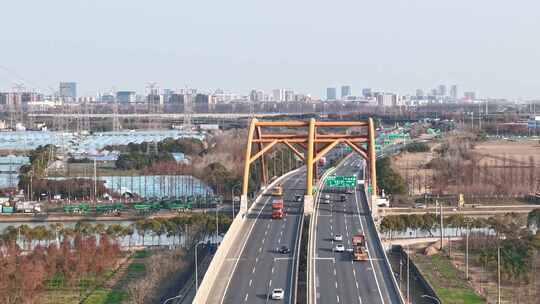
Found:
221,170 -> 306,304
313,156 -> 402,304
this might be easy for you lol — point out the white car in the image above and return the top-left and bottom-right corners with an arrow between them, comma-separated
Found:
324,194 -> 330,200
334,244 -> 345,252
271,288 -> 285,300
320,199 -> 330,204
334,234 -> 343,242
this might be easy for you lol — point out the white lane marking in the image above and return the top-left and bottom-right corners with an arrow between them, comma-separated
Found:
252,266 -> 256,274
313,257 -> 335,261
278,237 -> 281,243
334,268 -> 337,276
354,185 -> 385,304
337,295 -> 340,303
244,294 -> 249,302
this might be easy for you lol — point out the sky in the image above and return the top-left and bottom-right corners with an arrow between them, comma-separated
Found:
1,0 -> 540,98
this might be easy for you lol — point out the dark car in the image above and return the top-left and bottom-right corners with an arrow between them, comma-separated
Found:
278,246 -> 291,254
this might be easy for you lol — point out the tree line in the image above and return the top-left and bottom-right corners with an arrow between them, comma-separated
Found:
0,213 -> 230,303
0,228 -> 121,304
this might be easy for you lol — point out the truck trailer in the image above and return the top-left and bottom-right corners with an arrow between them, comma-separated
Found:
352,234 -> 368,261
272,199 -> 285,219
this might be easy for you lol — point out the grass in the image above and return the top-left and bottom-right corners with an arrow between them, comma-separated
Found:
413,253 -> 485,304
127,263 -> 145,274
133,250 -> 150,259
83,288 -> 127,304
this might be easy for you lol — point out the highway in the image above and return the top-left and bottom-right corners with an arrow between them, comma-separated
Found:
220,169 -> 306,304
312,156 -> 402,304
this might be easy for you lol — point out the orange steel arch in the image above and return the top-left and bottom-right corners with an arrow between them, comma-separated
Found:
240,118 -> 377,213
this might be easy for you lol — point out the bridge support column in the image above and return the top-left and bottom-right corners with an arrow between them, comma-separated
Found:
304,195 -> 314,216
371,195 -> 379,221
240,194 -> 248,215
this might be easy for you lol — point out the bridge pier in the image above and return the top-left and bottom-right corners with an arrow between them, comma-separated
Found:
240,194 -> 248,215
303,195 -> 314,216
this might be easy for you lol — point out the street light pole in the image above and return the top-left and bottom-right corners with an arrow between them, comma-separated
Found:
498,245 -> 501,304
195,241 -> 205,293
407,244 -> 410,303
215,203 -> 219,243
465,218 -> 473,280
231,184 -> 240,218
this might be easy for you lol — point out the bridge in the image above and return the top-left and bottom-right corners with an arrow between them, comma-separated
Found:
28,112 -> 296,120
193,118 -> 404,304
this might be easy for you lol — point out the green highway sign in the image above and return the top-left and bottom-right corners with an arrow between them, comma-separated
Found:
325,175 -> 357,188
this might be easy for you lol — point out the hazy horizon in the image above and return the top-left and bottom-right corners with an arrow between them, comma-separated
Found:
1,0 -> 540,99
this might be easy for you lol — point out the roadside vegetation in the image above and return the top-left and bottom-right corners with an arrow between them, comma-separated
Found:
404,142 -> 430,153
395,210 -> 540,303
376,157 -> 407,195
412,253 -> 485,304
0,213 -> 231,303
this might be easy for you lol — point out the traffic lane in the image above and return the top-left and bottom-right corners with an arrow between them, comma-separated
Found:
333,164 -> 385,304
245,177 -> 300,303
331,195 -> 363,304
237,176 -> 304,304
316,260 -> 338,304
335,156 -> 401,303
222,174 -> 300,304
358,191 -> 402,304
222,195 -> 275,304
332,189 -> 382,304
348,195 -> 386,304
314,189 -> 340,304
259,177 -> 304,303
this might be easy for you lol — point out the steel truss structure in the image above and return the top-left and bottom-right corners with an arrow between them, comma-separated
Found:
241,118 -> 377,213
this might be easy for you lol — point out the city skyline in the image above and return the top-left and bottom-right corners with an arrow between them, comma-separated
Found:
1,1 -> 540,98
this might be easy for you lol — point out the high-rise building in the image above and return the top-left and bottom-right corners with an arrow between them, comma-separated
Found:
450,85 -> 458,99
249,89 -> 264,102
437,85 -> 447,97
59,82 -> 77,100
464,91 -> 476,100
362,88 -> 372,98
415,89 -> 424,98
284,89 -> 295,102
326,87 -> 337,100
116,91 -> 136,104
376,93 -> 396,107
272,89 -> 283,102
341,85 -> 351,99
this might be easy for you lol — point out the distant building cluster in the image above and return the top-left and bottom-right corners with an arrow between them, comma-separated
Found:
0,81 -> 484,115
322,84 -> 480,107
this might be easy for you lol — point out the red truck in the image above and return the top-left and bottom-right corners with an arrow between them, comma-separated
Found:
352,234 -> 368,261
272,199 -> 285,219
